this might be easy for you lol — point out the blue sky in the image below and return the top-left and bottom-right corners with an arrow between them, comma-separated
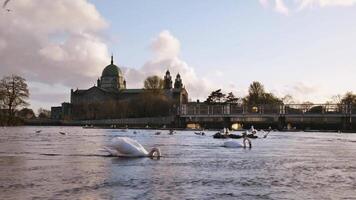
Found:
1,0 -> 356,111
90,0 -> 356,99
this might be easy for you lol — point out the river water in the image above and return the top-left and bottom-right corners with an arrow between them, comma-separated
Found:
0,126 -> 355,200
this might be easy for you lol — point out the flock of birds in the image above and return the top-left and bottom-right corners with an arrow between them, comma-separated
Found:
34,126 -> 270,158
103,126 -> 271,158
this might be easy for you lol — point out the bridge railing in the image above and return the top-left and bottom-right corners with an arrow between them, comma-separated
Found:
285,104 -> 347,115
179,103 -> 354,116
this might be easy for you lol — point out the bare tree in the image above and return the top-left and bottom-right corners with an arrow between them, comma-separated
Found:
331,94 -> 342,104
301,101 -> 314,113
0,75 -> 29,123
282,94 -> 295,104
341,92 -> 356,105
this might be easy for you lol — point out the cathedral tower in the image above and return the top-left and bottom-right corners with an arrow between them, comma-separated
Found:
174,73 -> 183,89
163,70 -> 173,89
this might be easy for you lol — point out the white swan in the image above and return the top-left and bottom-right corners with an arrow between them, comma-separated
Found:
249,125 -> 257,134
223,138 -> 252,148
104,137 -> 161,158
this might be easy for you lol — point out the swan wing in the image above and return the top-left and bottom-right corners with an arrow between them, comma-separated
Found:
108,137 -> 148,156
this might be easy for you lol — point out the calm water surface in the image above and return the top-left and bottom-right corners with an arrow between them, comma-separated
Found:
0,126 -> 356,200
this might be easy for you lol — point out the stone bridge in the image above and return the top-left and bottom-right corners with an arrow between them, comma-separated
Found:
178,103 -> 356,130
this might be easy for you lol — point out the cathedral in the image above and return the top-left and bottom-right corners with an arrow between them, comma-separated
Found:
51,56 -> 188,120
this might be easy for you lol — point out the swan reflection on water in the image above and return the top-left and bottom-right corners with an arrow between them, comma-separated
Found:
104,137 -> 161,158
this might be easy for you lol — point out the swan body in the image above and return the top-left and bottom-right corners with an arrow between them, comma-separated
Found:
223,140 -> 244,148
223,138 -> 252,148
105,137 -> 161,158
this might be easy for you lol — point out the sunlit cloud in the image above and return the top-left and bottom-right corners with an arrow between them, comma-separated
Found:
259,0 -> 356,14
298,0 -> 356,9
275,0 -> 289,15
0,0 -> 110,110
123,30 -> 213,101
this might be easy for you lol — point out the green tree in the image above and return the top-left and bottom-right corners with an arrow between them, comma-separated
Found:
225,92 -> 239,103
0,75 -> 29,124
205,89 -> 226,103
144,76 -> 164,90
249,81 -> 265,97
243,81 -> 265,106
263,93 -> 283,105
243,81 -> 282,106
38,108 -> 51,119
17,108 -> 35,119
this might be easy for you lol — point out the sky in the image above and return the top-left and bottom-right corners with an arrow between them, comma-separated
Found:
1,0 -> 356,112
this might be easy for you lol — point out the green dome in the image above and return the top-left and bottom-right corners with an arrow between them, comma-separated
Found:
102,64 -> 123,77
101,56 -> 123,77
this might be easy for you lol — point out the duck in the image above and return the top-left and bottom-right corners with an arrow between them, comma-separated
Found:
59,131 -> 67,135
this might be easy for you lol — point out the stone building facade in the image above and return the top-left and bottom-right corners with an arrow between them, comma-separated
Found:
51,56 -> 188,120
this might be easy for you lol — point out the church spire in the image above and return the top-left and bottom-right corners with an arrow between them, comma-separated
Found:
111,54 -> 114,65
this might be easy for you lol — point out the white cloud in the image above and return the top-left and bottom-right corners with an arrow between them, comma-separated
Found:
122,30 -> 213,101
298,0 -> 356,9
259,0 -> 356,14
270,82 -> 324,103
275,0 -> 290,15
0,0 -> 109,87
0,0 -> 214,108
0,0 -> 111,110
150,30 -> 181,60
259,0 -> 270,8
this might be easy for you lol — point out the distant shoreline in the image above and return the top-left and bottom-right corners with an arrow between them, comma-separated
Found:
4,124 -> 356,133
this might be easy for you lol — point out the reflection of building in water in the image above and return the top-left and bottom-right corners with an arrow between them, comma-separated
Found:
51,56 -> 188,120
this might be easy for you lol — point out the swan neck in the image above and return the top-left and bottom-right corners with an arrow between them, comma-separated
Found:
243,138 -> 252,148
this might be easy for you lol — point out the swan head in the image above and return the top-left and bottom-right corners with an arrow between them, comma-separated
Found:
148,147 -> 161,158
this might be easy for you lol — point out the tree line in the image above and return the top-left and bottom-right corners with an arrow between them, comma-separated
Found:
0,75 -> 50,126
1,74 -> 356,123
204,81 -> 356,106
